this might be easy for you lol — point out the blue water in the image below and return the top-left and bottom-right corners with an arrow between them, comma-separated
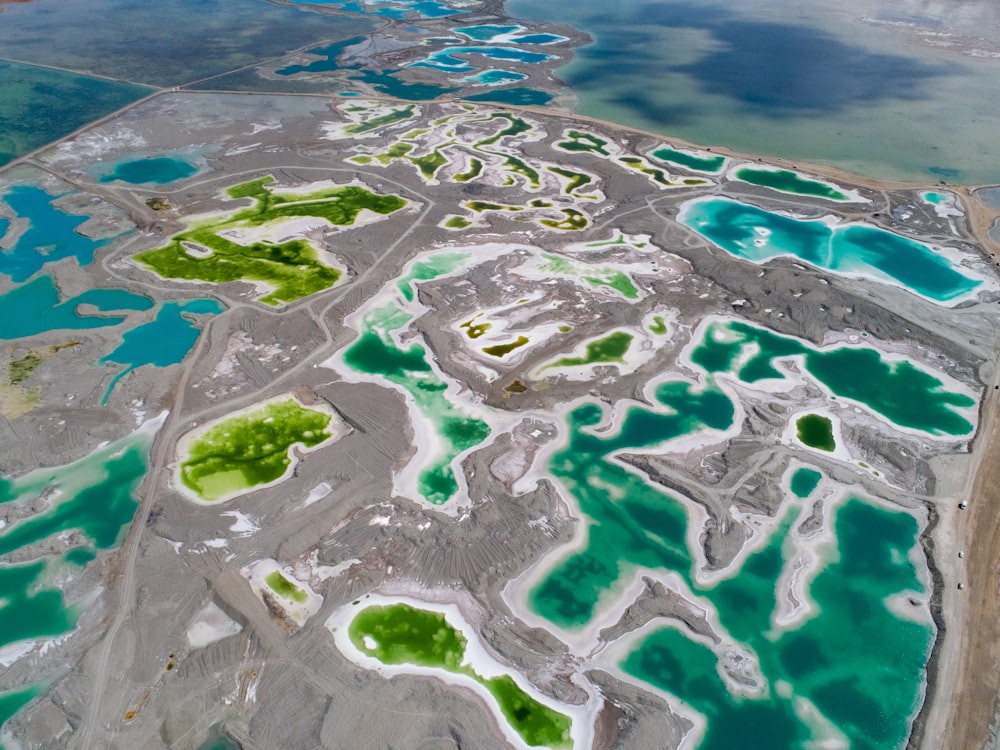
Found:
462,88 -> 553,106
0,184 -> 129,283
463,70 -> 527,86
679,197 -> 981,302
410,46 -> 553,73
290,0 -> 463,18
99,298 -> 224,403
0,275 -> 153,340
276,36 -> 459,100
96,156 -> 198,185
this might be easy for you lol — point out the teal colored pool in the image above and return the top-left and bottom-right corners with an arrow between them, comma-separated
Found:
451,25 -> 568,45
99,298 -> 224,403
678,197 -> 980,302
0,184 -> 128,282
0,424 -> 154,650
342,304 -> 490,504
462,88 -> 552,106
411,46 -> 552,73
289,0 -> 463,19
0,274 -> 153,340
690,318 -> 976,436
463,70 -> 527,86
96,155 -> 198,185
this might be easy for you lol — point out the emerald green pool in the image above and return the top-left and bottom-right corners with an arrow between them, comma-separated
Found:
348,603 -> 572,748
796,414 -> 836,451
178,396 -> 335,502
733,167 -> 849,201
678,197 -> 980,302
342,304 -> 490,505
690,319 -> 975,436
789,467 -> 822,498
650,146 -> 726,173
265,570 -> 308,603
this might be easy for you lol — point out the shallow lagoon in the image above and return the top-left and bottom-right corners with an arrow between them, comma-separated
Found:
0,184 -> 127,283
678,197 -> 981,303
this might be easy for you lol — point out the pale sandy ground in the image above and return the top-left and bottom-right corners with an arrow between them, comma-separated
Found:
920,353 -> 1000,750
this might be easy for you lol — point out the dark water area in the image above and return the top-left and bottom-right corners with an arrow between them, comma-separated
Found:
0,0 -> 375,88
0,62 -> 149,167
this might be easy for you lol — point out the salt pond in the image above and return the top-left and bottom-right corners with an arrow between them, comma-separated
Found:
678,197 -> 983,303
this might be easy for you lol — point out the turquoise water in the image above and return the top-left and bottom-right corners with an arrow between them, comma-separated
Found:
623,500 -> 930,750
342,304 -> 490,504
462,88 -> 552,106
197,726 -> 242,750
650,146 -> 726,173
96,156 -> 198,185
99,299 -> 224,403
0,426 -> 154,649
0,275 -> 153,340
691,319 -> 976,435
411,46 -> 552,73
789,467 -> 822,498
290,0 -> 463,18
463,70 -> 527,86
0,184 -> 129,283
679,197 -> 980,302
0,683 -> 46,742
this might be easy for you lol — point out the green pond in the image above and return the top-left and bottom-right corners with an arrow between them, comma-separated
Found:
265,570 -> 308,603
178,397 -> 335,502
733,167 -> 849,201
678,198 -> 980,302
397,252 -> 471,302
650,146 -> 726,173
526,380 -> 931,749
348,603 -> 572,748
135,176 -> 406,305
342,304 -> 490,504
690,319 -> 975,436
796,414 -> 836,451
545,331 -> 633,370
789,467 -> 822,499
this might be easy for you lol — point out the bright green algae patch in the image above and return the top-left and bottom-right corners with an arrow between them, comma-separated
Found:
733,167 -> 849,200
348,603 -> 572,748
789,467 -> 822,498
265,571 -> 308,603
679,197 -> 979,302
796,414 -> 836,451
135,176 -> 406,305
650,146 -> 726,173
342,304 -> 490,504
537,254 -> 639,298
690,319 -> 976,436
177,396 -> 336,503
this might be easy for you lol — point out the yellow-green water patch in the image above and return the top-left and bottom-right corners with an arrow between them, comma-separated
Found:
443,215 -> 472,230
618,155 -> 707,188
346,603 -> 572,748
460,315 -> 491,339
265,570 -> 308,603
545,331 -> 633,370
649,316 -> 668,335
176,395 -> 339,503
453,157 -> 483,182
555,129 -> 611,156
135,176 -> 406,305
546,166 -> 597,197
483,336 -> 529,358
